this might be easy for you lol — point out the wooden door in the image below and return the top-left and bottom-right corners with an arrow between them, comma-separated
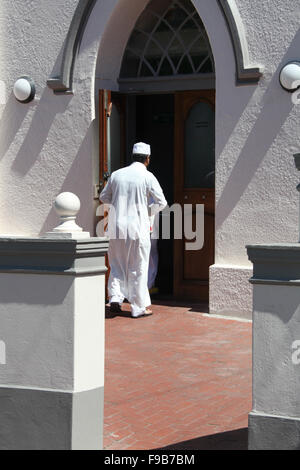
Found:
99,90 -> 111,186
100,91 -> 127,175
174,90 -> 215,302
99,90 -> 112,298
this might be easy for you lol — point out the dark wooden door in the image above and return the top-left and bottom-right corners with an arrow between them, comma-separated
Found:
174,90 -> 215,301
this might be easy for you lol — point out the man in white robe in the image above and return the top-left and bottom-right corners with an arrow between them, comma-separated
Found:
100,142 -> 167,318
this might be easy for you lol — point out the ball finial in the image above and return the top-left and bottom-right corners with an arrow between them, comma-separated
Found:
43,192 -> 90,239
54,192 -> 81,218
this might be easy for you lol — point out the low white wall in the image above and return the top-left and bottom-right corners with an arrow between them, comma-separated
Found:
253,283 -> 300,418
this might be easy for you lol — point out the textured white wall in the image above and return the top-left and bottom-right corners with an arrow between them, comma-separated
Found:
0,0 -> 299,268
215,0 -> 300,266
209,264 -> 253,319
0,1 -> 74,234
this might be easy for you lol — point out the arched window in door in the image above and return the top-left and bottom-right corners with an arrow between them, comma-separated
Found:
120,0 -> 214,79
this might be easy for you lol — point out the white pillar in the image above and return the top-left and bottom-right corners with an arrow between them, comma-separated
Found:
0,194 -> 108,450
247,244 -> 300,450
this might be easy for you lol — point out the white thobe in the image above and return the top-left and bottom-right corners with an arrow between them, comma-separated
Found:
100,162 -> 167,317
148,237 -> 159,289
148,209 -> 159,290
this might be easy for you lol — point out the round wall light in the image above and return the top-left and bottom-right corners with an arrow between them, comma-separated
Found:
13,76 -> 35,103
280,62 -> 300,92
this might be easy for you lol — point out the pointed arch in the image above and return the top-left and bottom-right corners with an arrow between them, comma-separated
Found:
47,0 -> 263,94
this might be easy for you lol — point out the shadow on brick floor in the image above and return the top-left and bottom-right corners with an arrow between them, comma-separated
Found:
151,297 -> 210,314
157,428 -> 248,450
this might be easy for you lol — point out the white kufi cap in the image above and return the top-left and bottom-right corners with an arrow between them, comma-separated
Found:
132,142 -> 151,156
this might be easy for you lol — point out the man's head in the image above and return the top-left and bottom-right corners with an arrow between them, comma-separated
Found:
132,142 -> 151,167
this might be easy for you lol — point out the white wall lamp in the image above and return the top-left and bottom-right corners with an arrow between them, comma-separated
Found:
13,76 -> 35,103
280,62 -> 300,92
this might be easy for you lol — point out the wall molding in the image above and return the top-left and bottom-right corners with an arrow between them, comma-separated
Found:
0,237 -> 109,276
47,0 -> 97,94
218,0 -> 263,84
47,0 -> 263,94
247,244 -> 300,285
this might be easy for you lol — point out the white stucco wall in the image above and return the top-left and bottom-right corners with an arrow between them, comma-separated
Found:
0,0 -> 98,236
0,0 -> 299,316
216,0 -> 300,267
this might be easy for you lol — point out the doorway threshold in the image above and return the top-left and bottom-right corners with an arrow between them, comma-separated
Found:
151,294 -> 209,314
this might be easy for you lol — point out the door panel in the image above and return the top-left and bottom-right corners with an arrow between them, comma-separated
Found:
184,101 -> 215,189
174,90 -> 215,301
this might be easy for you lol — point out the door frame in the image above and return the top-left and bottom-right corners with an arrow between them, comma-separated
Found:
99,88 -> 216,303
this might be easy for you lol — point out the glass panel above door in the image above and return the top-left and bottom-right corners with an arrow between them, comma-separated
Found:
184,101 -> 215,189
120,0 -> 214,80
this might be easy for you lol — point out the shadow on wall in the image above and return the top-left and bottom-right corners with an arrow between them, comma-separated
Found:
0,40 -> 68,168
11,86 -> 73,176
0,274 -> 73,305
0,93 -> 31,160
39,122 -> 95,236
216,27 -> 300,229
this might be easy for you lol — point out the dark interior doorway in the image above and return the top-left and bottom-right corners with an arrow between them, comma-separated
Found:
135,94 -> 175,296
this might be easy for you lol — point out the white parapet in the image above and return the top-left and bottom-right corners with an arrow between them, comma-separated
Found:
0,235 -> 109,450
247,244 -> 300,450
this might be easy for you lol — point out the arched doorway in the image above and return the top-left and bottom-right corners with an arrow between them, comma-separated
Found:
99,0 -> 215,302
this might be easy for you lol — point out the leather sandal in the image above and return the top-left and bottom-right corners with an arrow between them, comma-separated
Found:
110,302 -> 122,313
132,309 -> 153,318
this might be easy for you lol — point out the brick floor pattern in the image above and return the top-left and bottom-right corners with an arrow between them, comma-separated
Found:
104,302 -> 252,450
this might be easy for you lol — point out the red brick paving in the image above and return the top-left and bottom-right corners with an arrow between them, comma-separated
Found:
104,301 -> 252,450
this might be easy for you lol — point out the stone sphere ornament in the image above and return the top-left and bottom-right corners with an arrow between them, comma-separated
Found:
54,192 -> 81,217
43,192 -> 90,239
13,76 -> 36,103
